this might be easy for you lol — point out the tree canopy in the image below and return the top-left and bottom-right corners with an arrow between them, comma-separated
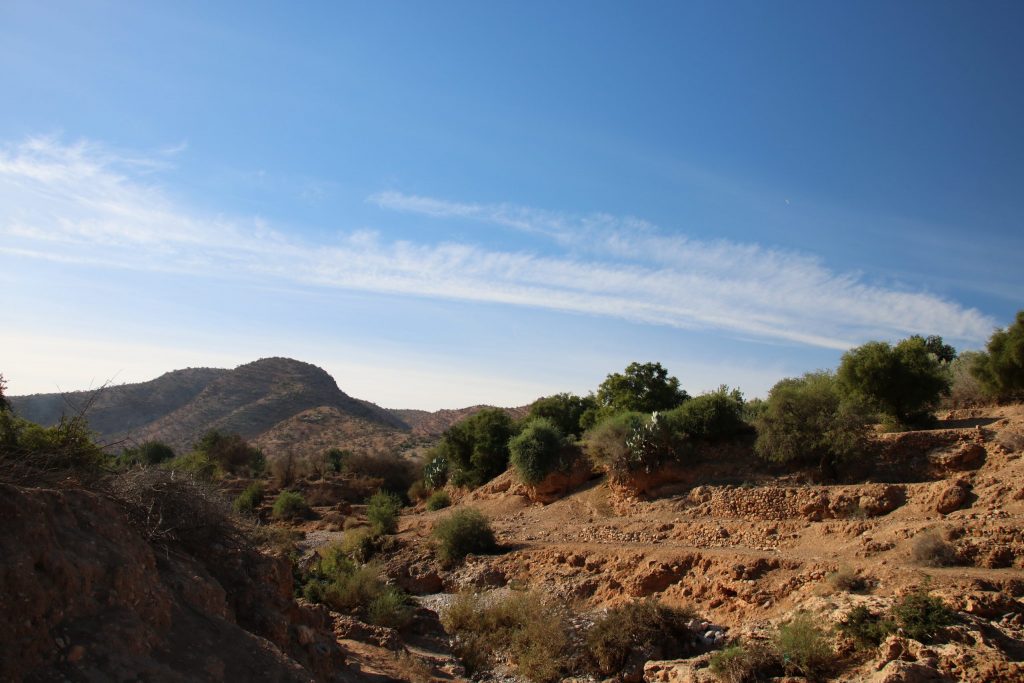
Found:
837,337 -> 950,427
971,310 -> 1024,399
594,362 -> 688,416
528,392 -> 595,438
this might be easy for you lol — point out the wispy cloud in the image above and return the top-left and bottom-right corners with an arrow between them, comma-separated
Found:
1,137 -> 995,350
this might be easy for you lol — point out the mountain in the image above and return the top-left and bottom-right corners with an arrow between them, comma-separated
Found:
10,358 -> 410,458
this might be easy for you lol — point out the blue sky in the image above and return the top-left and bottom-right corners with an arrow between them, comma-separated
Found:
1,1 -> 1021,409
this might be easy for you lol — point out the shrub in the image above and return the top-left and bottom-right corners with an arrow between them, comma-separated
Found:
407,479 -> 427,502
109,467 -> 244,555
891,590 -> 954,643
195,429 -> 265,476
166,450 -> 219,480
422,451 -> 449,490
341,526 -> 381,563
232,481 -> 265,514
826,565 -> 868,593
663,386 -> 746,441
120,440 -> 176,467
436,408 -> 517,488
366,490 -> 402,534
708,643 -> 776,683
945,351 -> 989,407
432,508 -> 497,565
581,410 -> 646,472
755,372 -> 869,474
509,417 -> 572,485
272,490 -> 310,520
527,392 -> 596,438
838,605 -> 895,649
425,489 -> 451,511
911,529 -> 957,567
0,411 -> 109,484
343,451 -> 417,498
838,337 -> 951,428
326,447 -> 349,473
440,591 -> 572,681
971,310 -> 1024,399
623,411 -> 685,474
774,612 -> 833,679
367,585 -> 413,629
585,600 -> 698,678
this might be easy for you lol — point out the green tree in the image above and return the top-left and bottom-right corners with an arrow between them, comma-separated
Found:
527,392 -> 596,438
436,408 -> 516,488
195,429 -> 265,475
755,372 -> 869,475
594,362 -> 688,417
121,440 -> 176,467
662,385 -> 746,441
838,337 -> 950,427
509,417 -> 572,485
909,335 -> 957,364
971,310 -> 1024,399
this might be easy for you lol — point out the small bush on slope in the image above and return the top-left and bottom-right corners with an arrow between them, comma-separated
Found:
440,590 -> 572,682
509,417 -> 573,485
432,508 -> 497,565
774,612 -> 834,680
272,490 -> 310,520
232,481 -> 265,514
425,489 -> 450,511
366,490 -> 402,535
585,600 -> 699,678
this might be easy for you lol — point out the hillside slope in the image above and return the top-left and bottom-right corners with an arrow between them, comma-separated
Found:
10,358 -> 410,458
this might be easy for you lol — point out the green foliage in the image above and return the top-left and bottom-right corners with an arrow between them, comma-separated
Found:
272,490 -> 310,520
891,590 -> 954,642
528,392 -> 596,438
708,643 -> 776,683
195,430 -> 265,476
165,450 -> 220,480
367,585 -> 413,629
663,385 -> 747,441
585,600 -> 698,678
341,526 -> 381,563
910,334 -> 958,364
120,441 -> 176,467
0,410 -> 109,482
971,310 -> 1024,399
326,447 -> 349,473
432,508 -> 497,565
436,408 -> 516,488
754,372 -> 869,472
301,542 -> 411,625
509,417 -> 573,485
582,410 -> 647,472
594,361 -> 689,417
366,490 -> 402,534
624,411 -> 684,474
232,481 -> 265,514
774,612 -> 834,679
425,489 -> 451,511
422,451 -> 449,490
838,605 -> 895,648
440,591 -> 572,682
838,337 -> 950,427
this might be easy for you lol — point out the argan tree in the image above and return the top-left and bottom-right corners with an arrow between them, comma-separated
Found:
971,310 -> 1024,399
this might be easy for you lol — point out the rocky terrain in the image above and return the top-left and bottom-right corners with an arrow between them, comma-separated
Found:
5,375 -> 1024,681
281,404 -> 1024,682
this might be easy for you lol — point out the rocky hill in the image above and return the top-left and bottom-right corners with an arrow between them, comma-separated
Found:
10,358 -> 410,459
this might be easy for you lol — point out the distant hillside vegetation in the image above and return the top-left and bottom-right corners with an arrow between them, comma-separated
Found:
392,405 -> 531,437
10,358 -> 410,458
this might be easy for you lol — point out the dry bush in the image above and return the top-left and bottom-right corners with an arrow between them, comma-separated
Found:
394,651 -> 432,683
108,468 -> 245,554
271,451 -> 299,488
585,600 -> 699,678
440,590 -> 572,682
825,565 -> 868,593
774,612 -> 834,680
708,642 -> 777,683
343,451 -> 417,498
912,529 -> 957,567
